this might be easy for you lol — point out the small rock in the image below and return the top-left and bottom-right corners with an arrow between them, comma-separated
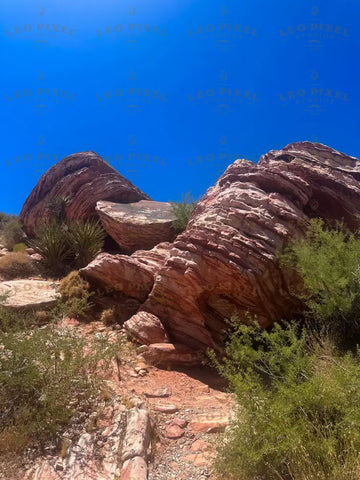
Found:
165,424 -> 185,439
144,387 -> 172,398
121,456 -> 147,480
172,418 -> 188,428
191,439 -> 211,452
189,413 -> 230,433
153,403 -> 179,414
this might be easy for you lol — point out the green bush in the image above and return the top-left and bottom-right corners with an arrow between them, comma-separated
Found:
29,219 -> 106,276
12,242 -> 27,252
0,252 -> 37,280
170,192 -> 197,232
67,220 -> 106,268
28,221 -> 71,276
0,307 -> 123,454
57,271 -> 93,318
280,218 -> 360,348
210,321 -> 360,480
1,217 -> 24,250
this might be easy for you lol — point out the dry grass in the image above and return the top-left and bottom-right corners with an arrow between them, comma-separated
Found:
0,252 -> 37,280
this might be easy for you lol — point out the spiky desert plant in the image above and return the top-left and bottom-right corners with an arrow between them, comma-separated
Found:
28,221 -> 71,276
67,220 -> 106,268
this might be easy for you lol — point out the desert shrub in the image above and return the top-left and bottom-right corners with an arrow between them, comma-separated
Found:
12,242 -> 27,252
210,321 -> 360,480
100,308 -> 116,326
0,252 -> 37,280
280,218 -> 360,348
45,195 -> 70,223
170,192 -> 197,232
0,309 -> 123,454
67,220 -> 106,268
57,271 -> 93,318
1,217 -> 24,250
29,219 -> 105,276
28,221 -> 71,276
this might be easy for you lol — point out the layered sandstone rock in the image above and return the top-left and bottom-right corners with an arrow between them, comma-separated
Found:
20,151 -> 150,235
82,142 -> 360,352
96,200 -> 177,253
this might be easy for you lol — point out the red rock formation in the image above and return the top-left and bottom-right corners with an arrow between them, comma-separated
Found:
81,142 -> 360,352
96,200 -> 176,253
20,151 -> 150,235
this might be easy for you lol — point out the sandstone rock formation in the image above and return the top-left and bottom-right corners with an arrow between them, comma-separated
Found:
20,151 -> 150,235
0,279 -> 60,309
81,142 -> 360,352
96,200 -> 177,253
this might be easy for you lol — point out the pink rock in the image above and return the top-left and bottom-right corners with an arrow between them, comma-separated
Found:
152,403 -> 179,413
96,200 -> 176,253
172,418 -> 188,428
81,143 -> 360,353
191,439 -> 211,452
189,413 -> 230,433
20,151 -> 150,235
121,456 -> 147,480
141,343 -> 200,367
165,423 -> 185,439
124,311 -> 170,345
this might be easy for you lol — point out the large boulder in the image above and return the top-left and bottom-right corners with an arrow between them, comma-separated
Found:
96,200 -> 177,253
20,151 -> 150,235
0,279 -> 60,310
81,142 -> 360,352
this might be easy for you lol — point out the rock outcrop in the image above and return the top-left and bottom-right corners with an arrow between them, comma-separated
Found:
0,279 -> 60,309
20,151 -> 150,235
81,142 -> 360,352
96,200 -> 177,253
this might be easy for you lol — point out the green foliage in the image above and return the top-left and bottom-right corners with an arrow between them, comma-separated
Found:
0,306 -> 123,454
211,321 -> 360,480
0,252 -> 37,280
12,242 -> 27,253
279,218 -> 360,347
67,220 -> 106,268
170,191 -> 197,232
57,271 -> 93,318
28,221 -> 71,276
0,217 -> 24,250
29,219 -> 106,276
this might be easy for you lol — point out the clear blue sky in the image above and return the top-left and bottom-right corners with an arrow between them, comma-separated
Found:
1,0 -> 359,214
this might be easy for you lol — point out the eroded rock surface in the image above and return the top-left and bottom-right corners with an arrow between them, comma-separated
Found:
82,142 -> 360,352
0,279 -> 60,309
20,151 -> 150,235
97,200 -> 177,253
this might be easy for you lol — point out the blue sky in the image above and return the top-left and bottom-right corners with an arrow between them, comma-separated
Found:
1,0 -> 359,214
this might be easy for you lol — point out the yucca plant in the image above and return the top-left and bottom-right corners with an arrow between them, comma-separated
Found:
67,220 -> 106,268
28,221 -> 71,276
45,195 -> 71,223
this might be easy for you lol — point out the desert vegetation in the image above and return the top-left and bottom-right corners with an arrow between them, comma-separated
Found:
0,294 -> 123,458
28,196 -> 106,276
170,191 -> 197,231
0,212 -> 24,250
211,218 -> 360,480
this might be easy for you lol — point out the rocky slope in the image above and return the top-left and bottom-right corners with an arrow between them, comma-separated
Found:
20,151 -> 150,235
82,142 -> 360,352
